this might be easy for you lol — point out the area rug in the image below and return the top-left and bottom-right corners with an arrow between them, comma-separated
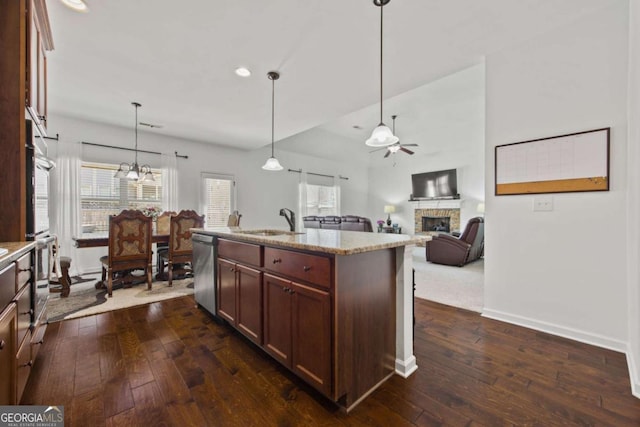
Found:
47,277 -> 194,322
412,246 -> 484,313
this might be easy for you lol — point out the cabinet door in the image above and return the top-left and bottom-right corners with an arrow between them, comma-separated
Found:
0,304 -> 17,405
217,258 -> 236,323
263,274 -> 292,367
236,264 -> 263,345
291,282 -> 331,396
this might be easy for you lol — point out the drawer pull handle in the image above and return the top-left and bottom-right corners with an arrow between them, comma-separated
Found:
19,268 -> 32,273
303,266 -> 311,272
21,360 -> 33,368
34,339 -> 44,345
288,289 -> 295,295
272,258 -> 282,264
283,287 -> 290,292
0,340 -> 5,350
21,309 -> 34,316
229,268 -> 235,272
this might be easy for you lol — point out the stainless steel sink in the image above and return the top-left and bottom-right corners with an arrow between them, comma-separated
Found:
232,229 -> 302,236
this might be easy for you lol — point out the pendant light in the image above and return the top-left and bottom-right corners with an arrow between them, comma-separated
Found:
262,71 -> 284,171
365,0 -> 399,147
114,102 -> 155,182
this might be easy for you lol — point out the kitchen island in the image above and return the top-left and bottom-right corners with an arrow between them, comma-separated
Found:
191,227 -> 427,411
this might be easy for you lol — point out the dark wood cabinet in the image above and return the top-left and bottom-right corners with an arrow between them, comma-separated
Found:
0,304 -> 17,405
217,240 -> 263,345
236,264 -> 262,344
263,274 -> 292,365
263,273 -> 331,396
0,0 -> 53,242
217,258 -> 237,324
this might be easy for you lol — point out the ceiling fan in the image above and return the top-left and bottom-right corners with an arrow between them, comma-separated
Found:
369,115 -> 418,158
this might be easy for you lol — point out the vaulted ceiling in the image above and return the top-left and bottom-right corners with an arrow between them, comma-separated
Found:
47,0 -> 617,156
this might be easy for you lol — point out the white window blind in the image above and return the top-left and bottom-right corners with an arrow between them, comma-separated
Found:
305,184 -> 338,216
80,162 -> 163,233
201,173 -> 234,227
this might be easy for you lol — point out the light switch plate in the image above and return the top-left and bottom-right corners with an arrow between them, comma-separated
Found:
533,195 -> 553,211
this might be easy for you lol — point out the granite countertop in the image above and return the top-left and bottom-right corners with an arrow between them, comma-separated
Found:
192,227 -> 430,256
0,242 -> 36,270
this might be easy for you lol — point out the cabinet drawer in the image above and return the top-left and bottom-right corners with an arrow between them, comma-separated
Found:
0,263 -> 16,312
0,304 -> 17,405
264,248 -> 331,289
15,253 -> 31,293
218,239 -> 262,267
16,334 -> 32,404
30,306 -> 47,362
15,285 -> 32,348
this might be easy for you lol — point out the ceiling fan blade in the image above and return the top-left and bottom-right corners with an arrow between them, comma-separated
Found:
400,147 -> 414,155
384,150 -> 391,158
401,144 -> 418,147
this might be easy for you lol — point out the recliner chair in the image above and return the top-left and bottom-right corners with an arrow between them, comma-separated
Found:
425,217 -> 484,266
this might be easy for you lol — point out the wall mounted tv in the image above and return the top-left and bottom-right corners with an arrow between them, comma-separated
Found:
410,168 -> 459,200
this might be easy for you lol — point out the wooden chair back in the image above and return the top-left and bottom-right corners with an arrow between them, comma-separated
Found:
156,211 -> 176,235
107,209 -> 153,267
227,210 -> 242,226
168,210 -> 205,260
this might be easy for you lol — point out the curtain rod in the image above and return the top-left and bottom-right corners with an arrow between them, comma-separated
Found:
287,168 -> 349,180
81,141 -> 188,159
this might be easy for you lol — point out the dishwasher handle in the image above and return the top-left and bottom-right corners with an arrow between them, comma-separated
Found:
192,233 -> 215,244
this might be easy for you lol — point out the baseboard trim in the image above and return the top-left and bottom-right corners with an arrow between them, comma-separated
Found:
627,346 -> 640,399
395,355 -> 418,378
481,308 -> 627,353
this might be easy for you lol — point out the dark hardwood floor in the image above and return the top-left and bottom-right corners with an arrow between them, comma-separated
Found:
22,296 -> 640,426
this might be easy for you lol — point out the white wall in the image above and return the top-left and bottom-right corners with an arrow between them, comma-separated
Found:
366,65 -> 485,233
47,114 -> 369,273
626,0 -> 640,397
484,1 -> 629,351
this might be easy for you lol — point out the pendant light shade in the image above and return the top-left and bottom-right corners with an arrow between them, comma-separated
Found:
262,71 -> 283,171
114,102 -> 156,182
366,0 -> 398,147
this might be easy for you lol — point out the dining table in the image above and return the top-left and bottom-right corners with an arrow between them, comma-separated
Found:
72,233 -> 169,248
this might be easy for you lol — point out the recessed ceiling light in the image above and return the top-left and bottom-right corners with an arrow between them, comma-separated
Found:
61,0 -> 88,12
352,125 -> 363,130
235,67 -> 251,77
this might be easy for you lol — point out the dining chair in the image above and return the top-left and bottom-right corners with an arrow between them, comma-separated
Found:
160,209 -> 204,286
155,210 -> 176,279
227,210 -> 242,226
99,209 -> 153,297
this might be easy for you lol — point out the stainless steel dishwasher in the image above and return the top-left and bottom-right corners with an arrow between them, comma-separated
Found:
192,233 -> 217,316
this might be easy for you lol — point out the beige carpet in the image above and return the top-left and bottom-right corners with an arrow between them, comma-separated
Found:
412,246 -> 484,312
47,275 -> 194,322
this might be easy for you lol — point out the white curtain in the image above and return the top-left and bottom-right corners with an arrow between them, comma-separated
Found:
333,175 -> 341,215
50,140 -> 82,276
161,153 -> 178,212
297,171 -> 308,231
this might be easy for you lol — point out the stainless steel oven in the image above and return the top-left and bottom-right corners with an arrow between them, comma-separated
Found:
34,235 -> 55,325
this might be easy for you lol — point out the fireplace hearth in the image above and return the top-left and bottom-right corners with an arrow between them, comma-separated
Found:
422,216 -> 451,233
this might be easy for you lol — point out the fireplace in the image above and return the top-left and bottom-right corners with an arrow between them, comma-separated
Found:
422,216 -> 451,233
414,208 -> 460,234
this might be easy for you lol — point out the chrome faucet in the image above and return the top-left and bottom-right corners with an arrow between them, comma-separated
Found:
279,208 -> 295,232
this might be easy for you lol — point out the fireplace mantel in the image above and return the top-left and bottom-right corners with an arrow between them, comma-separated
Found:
408,199 -> 461,209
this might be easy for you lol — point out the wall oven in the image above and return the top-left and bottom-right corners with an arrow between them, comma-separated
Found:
26,117 -> 55,328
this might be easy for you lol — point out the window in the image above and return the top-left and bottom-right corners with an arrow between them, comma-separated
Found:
201,173 -> 235,227
80,162 -> 163,234
304,184 -> 338,216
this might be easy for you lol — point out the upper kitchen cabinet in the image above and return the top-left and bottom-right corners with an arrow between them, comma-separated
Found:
0,0 -> 53,242
26,0 -> 54,129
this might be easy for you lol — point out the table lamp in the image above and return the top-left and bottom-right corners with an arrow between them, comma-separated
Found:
384,205 -> 396,226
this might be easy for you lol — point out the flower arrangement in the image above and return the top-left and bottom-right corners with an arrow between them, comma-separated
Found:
141,206 -> 162,220
376,220 -> 385,227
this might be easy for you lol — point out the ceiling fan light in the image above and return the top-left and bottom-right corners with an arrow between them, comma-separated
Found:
262,156 -> 283,171
388,145 -> 401,153
61,0 -> 88,12
366,124 -> 399,147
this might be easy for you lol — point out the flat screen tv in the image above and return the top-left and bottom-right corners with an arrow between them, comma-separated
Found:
410,169 -> 459,200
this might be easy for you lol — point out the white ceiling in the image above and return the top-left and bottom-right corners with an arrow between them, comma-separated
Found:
46,0 -> 616,154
